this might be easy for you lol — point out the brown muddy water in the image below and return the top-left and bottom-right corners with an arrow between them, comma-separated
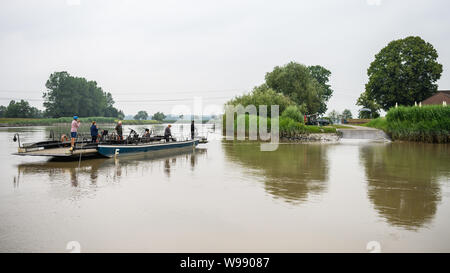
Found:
0,125 -> 449,252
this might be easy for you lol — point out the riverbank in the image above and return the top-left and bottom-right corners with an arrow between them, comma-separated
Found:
0,117 -> 162,127
281,132 -> 340,142
362,105 -> 449,143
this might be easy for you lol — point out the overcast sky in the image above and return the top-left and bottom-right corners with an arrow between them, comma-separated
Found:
1,0 -> 449,117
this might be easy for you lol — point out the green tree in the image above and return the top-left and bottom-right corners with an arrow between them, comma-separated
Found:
43,71 -> 123,118
265,62 -> 327,115
308,65 -> 333,114
365,36 -> 443,110
3,100 -> 42,118
356,91 -> 381,118
341,109 -> 353,120
134,110 -> 149,120
225,84 -> 295,117
327,110 -> 341,124
0,105 -> 7,118
153,112 -> 166,121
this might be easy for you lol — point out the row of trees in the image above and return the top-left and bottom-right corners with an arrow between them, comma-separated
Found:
357,36 -> 443,118
327,109 -> 353,124
133,110 -> 166,121
0,100 -> 43,118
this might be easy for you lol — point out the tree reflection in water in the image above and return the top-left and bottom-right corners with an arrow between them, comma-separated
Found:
222,141 -> 330,204
15,148 -> 207,194
359,143 -> 449,230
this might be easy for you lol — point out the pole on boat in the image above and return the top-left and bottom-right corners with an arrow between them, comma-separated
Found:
78,136 -> 84,169
12,133 -> 21,148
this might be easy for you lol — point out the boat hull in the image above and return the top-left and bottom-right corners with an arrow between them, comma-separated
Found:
97,139 -> 199,157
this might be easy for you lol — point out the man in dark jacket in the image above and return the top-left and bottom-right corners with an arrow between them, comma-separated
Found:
90,121 -> 99,143
115,121 -> 123,140
164,124 -> 172,142
191,120 -> 195,139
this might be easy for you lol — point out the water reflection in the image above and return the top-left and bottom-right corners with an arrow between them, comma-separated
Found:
359,143 -> 450,230
15,148 -> 208,190
222,141 -> 330,203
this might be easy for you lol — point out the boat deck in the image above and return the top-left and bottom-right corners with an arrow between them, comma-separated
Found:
14,147 -> 99,158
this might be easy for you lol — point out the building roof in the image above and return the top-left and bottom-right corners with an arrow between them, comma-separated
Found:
421,90 -> 450,105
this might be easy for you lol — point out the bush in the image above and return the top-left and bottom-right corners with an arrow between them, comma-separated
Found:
364,106 -> 449,143
222,114 -> 336,138
363,117 -> 388,132
281,105 -> 304,123
385,105 -> 450,143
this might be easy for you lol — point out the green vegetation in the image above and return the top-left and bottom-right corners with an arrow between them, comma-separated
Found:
330,124 -> 354,129
225,84 -> 295,117
223,114 -> 336,139
325,109 -> 352,124
121,119 -> 161,125
0,100 -> 43,118
356,91 -> 381,118
223,61 -> 336,139
44,71 -> 124,118
361,117 -> 388,132
363,105 -> 449,143
152,112 -> 166,121
359,36 -> 442,111
265,62 -> 333,115
386,105 -> 449,143
134,110 -> 149,120
307,65 -> 334,114
0,117 -> 161,126
326,110 -> 341,124
281,105 -> 304,122
341,109 -> 353,120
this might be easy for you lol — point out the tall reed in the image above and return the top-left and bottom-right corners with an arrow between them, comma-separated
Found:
386,105 -> 450,143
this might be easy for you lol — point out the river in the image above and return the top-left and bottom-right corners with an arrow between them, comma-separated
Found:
0,125 -> 449,252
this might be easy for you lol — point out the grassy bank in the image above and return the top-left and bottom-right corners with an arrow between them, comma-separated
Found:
0,117 -> 161,126
361,117 -> 388,132
330,124 -> 355,129
121,120 -> 161,125
363,105 -> 450,143
222,114 -> 336,138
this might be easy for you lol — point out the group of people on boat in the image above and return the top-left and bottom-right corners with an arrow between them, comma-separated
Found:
163,121 -> 195,141
68,116 -> 196,148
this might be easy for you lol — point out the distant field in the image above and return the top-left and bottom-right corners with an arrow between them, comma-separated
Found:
0,117 -> 161,126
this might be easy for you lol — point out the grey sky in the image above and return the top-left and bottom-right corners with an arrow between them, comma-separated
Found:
1,0 -> 449,117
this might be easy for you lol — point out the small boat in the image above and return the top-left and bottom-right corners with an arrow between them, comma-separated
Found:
97,139 -> 199,157
12,128 -> 205,160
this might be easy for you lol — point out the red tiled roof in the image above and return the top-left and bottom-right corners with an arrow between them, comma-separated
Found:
421,91 -> 450,105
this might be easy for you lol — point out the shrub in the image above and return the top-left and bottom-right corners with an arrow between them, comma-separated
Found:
222,114 -> 336,138
386,105 -> 449,143
281,105 -> 304,123
364,105 -> 450,143
363,117 -> 388,132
